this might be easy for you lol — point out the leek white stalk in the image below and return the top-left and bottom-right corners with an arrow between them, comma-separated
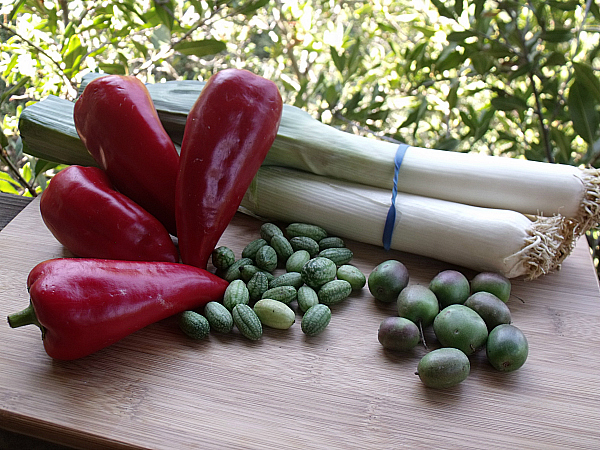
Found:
265,105 -> 600,237
241,166 -> 575,280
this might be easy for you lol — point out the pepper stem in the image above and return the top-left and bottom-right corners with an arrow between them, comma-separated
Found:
7,302 -> 45,337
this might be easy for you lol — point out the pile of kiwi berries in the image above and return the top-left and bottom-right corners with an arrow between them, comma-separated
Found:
370,260 -> 529,389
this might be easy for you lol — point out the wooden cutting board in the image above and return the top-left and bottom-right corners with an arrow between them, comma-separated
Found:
1,198 -> 599,449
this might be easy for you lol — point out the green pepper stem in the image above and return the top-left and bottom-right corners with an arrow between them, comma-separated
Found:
7,303 -> 44,335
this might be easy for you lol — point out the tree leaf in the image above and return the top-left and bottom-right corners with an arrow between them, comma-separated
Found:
491,93 -> 528,111
346,38 -> 362,75
236,0 -> 269,16
153,0 -> 175,31
98,63 -> 127,75
0,128 -> 8,148
470,52 -> 495,74
544,51 -> 567,67
7,0 -> 26,21
344,90 -> 362,112
573,62 -> 600,104
447,80 -> 459,109
568,79 -> 599,144
431,0 -> 456,19
330,46 -> 346,74
0,76 -> 31,106
435,137 -> 460,151
540,28 -> 573,43
173,39 -> 227,57
447,30 -> 478,42
550,126 -> 573,164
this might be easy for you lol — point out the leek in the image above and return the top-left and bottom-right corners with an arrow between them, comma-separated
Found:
240,166 -> 575,280
266,105 -> 600,237
19,76 -> 600,236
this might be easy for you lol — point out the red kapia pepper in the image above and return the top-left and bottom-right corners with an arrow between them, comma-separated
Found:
40,165 -> 178,262
176,69 -> 283,268
7,258 -> 229,360
74,75 -> 179,235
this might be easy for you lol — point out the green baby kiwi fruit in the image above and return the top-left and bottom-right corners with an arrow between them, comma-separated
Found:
486,324 -> 529,372
464,291 -> 512,331
433,304 -> 488,355
377,317 -> 420,351
429,270 -> 470,308
396,285 -> 439,327
471,272 -> 511,303
368,260 -> 409,303
416,348 -> 470,389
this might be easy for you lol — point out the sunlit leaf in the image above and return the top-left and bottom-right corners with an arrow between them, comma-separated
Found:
98,63 -> 127,75
173,39 -> 227,57
0,179 -> 21,195
7,0 -> 26,21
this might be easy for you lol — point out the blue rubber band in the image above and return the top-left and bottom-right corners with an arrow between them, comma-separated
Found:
382,144 -> 409,250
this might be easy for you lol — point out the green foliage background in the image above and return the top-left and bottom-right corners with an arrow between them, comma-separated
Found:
2,0 -> 600,261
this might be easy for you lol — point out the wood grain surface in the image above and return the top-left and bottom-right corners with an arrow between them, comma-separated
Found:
1,198 -> 599,449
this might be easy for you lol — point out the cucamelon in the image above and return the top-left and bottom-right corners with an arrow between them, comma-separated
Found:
222,257 -> 253,282
261,285 -> 297,305
179,311 -> 210,340
301,304 -> 332,336
336,265 -> 366,290
211,246 -> 236,271
297,285 -> 319,313
253,299 -> 296,330
286,223 -> 328,242
286,250 -> 311,273
223,279 -> 250,311
204,301 -> 233,333
301,257 -> 337,289
270,234 -> 294,262
247,271 -> 269,302
232,304 -> 263,341
269,271 -> 304,290
260,222 -> 284,242
255,245 -> 278,272
318,236 -> 345,250
318,247 -> 353,266
289,236 -> 320,257
242,238 -> 268,260
317,279 -> 353,306
240,265 -> 275,283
